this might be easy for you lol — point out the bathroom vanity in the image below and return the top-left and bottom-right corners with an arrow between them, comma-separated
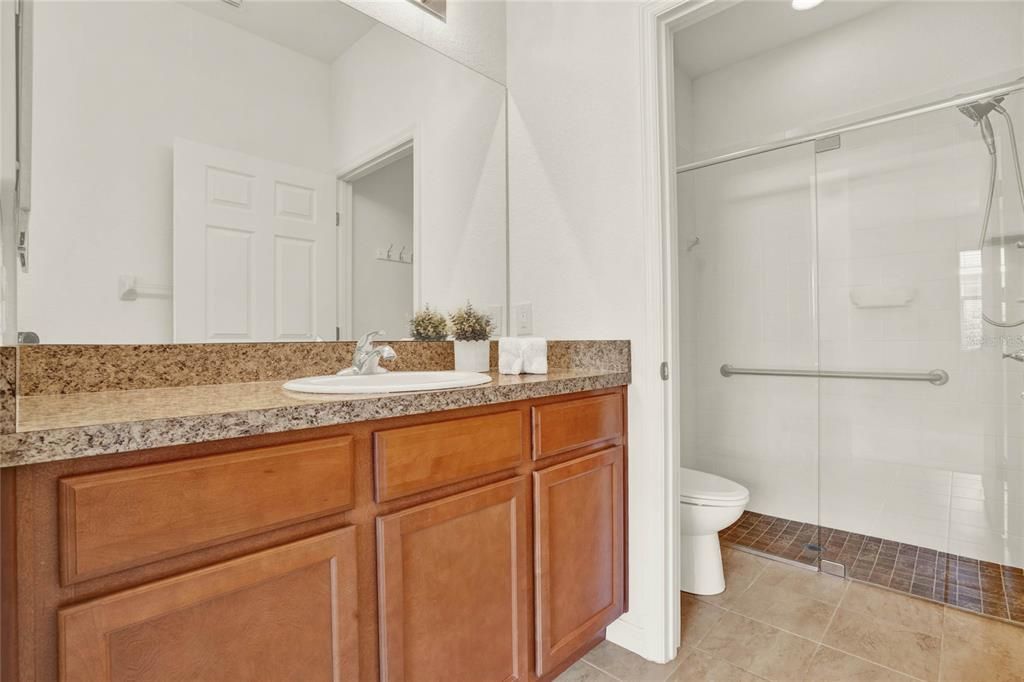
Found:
0,374 -> 628,682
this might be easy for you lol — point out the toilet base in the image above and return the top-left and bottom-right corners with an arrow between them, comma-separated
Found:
679,532 -> 725,595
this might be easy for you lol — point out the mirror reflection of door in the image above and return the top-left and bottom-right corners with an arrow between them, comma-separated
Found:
348,154 -> 414,338
172,139 -> 337,343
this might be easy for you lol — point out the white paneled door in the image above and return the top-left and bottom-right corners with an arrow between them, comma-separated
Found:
173,138 -> 336,342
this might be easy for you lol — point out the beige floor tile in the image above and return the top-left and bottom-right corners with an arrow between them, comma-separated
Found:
728,576 -> 837,641
940,607 -> 1024,682
583,640 -> 681,682
693,549 -> 769,608
839,582 -> 944,637
555,659 -> 619,682
665,647 -> 764,682
681,593 -> 728,648
753,560 -> 849,606
804,645 -> 916,681
697,611 -> 818,681
823,607 -> 941,681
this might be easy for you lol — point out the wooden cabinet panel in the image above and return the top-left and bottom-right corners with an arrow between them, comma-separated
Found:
373,411 -> 523,502
59,436 -> 355,584
532,393 -> 623,460
58,527 -> 359,682
533,447 -> 624,676
377,477 -> 530,682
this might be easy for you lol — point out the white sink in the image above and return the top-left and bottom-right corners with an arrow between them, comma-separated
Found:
283,370 -> 492,395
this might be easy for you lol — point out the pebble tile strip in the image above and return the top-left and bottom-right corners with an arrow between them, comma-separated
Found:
722,510 -> 1024,626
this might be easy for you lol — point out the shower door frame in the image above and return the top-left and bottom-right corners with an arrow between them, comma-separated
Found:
636,0 -> 740,665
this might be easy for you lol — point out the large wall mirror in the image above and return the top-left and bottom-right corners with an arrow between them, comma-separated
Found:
14,0 -> 507,344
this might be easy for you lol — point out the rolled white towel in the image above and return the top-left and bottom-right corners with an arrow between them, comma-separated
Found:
520,337 -> 548,374
498,337 -> 525,375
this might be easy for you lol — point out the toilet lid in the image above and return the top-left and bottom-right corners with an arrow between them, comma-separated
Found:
679,467 -> 749,503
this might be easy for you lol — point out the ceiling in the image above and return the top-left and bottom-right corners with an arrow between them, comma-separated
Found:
673,0 -> 885,79
181,0 -> 378,64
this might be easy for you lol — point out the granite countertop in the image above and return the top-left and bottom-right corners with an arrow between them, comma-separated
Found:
1,368 -> 630,467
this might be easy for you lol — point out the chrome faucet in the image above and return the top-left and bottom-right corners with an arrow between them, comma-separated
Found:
345,330 -> 396,375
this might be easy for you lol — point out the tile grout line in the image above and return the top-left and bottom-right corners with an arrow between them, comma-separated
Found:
936,603 -> 947,682
577,656 -> 624,682
815,642 -> 929,681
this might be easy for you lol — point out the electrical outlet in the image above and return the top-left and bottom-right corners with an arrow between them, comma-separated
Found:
512,302 -> 532,336
487,305 -> 505,336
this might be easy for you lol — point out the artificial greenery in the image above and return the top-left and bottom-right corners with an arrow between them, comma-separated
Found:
449,302 -> 494,342
408,306 -> 449,341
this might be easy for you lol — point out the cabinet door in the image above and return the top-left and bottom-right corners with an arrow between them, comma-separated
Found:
59,528 -> 358,682
377,477 -> 530,682
534,447 -> 624,676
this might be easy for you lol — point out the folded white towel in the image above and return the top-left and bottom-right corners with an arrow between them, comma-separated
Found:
521,337 -> 548,374
498,338 -> 524,375
498,337 -> 547,375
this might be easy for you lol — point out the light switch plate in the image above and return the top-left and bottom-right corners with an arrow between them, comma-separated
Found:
487,305 -> 505,336
512,303 -> 532,336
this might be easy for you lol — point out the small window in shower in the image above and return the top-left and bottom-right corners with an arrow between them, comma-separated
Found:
959,249 -> 983,350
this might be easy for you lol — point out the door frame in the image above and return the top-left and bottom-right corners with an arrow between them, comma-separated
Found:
632,0 -> 732,663
335,131 -> 419,340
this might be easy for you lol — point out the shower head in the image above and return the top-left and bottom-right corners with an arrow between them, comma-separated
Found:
959,96 -> 1005,155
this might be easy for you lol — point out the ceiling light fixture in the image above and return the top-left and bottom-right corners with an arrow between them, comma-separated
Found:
792,0 -> 824,10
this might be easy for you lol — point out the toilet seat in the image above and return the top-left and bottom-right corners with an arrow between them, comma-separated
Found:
679,467 -> 749,507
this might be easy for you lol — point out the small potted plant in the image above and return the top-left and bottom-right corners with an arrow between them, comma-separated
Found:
449,302 -> 494,371
409,306 -> 449,342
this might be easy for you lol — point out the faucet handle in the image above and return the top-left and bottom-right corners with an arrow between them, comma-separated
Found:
1004,350 -> 1024,363
356,330 -> 386,351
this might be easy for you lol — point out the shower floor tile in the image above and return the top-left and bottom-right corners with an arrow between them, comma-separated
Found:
721,510 -> 1024,627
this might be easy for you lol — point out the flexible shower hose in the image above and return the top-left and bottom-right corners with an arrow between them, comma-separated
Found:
979,104 -> 1024,328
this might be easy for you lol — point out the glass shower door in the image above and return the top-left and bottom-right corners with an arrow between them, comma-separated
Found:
814,92 -> 1024,597
678,141 -> 822,563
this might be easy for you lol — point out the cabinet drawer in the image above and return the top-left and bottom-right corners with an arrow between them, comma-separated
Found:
532,393 -> 623,460
373,411 -> 524,502
59,436 -> 356,584
59,528 -> 359,682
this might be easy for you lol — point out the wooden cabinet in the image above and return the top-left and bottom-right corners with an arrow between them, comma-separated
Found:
377,477 -> 530,682
2,387 -> 627,682
59,528 -> 359,682
533,447 -> 625,677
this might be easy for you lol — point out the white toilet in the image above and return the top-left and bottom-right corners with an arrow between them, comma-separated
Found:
678,467 -> 750,595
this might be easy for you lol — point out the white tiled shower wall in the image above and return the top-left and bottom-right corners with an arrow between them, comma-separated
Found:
677,1 -> 1024,567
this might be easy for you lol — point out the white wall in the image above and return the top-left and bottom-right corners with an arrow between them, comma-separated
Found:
507,0 -> 673,661
677,144 -> 820,523
20,1 -> 331,343
689,2 -> 1024,157
341,0 -> 506,84
331,24 -> 506,321
351,154 -> 414,335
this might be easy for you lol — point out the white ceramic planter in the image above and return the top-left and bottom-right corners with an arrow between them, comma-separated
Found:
453,340 -> 490,372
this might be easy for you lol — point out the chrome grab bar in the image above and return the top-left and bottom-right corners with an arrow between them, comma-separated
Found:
720,364 -> 949,386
